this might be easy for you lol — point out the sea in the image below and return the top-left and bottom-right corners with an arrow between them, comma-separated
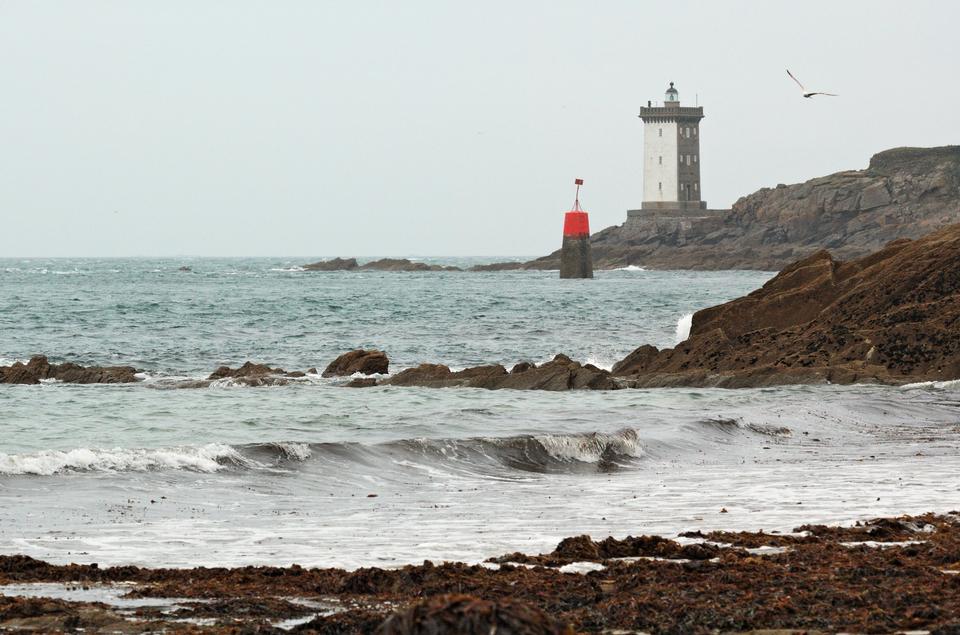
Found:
1,257 -> 959,569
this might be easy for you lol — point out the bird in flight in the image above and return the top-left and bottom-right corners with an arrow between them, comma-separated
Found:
786,69 -> 838,98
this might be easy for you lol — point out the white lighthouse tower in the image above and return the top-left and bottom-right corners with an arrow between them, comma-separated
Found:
630,82 -> 707,217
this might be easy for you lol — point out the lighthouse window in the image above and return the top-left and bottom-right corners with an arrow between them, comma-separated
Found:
658,128 -> 662,137
658,182 -> 662,191
694,155 -> 698,163
686,155 -> 691,166
658,156 -> 662,165
694,183 -> 699,192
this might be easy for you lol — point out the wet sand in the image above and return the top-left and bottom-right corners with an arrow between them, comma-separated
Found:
2,512 -> 959,634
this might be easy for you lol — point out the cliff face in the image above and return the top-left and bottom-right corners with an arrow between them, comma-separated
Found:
612,222 -> 960,387
521,146 -> 960,271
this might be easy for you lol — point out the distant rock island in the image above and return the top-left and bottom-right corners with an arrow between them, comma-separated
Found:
479,145 -> 960,271
302,257 -> 461,272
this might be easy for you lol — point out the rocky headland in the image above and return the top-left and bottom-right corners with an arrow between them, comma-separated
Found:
357,222 -> 960,390
1,513 -> 958,633
486,145 -> 960,271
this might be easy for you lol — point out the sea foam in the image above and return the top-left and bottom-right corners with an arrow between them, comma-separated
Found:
675,312 -> 694,343
0,443 -> 244,476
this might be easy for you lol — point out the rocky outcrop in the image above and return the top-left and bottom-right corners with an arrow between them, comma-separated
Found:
322,350 -> 389,377
207,361 -> 308,386
360,258 -> 461,272
381,355 -> 618,391
493,146 -> 960,271
469,261 -> 526,272
303,257 -> 359,271
302,257 -> 461,272
0,355 -> 140,385
611,223 -> 960,387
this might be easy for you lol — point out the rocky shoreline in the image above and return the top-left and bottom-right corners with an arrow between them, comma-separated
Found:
1,512 -> 958,633
5,222 -> 960,390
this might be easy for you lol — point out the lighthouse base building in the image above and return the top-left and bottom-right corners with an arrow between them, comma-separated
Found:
627,82 -> 726,228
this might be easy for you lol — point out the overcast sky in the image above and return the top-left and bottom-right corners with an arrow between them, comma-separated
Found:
1,1 -> 957,257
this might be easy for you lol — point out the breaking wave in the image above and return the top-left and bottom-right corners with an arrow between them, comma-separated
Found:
0,442 -> 313,476
675,312 -> 693,343
0,431 -> 643,477
0,419 -> 819,478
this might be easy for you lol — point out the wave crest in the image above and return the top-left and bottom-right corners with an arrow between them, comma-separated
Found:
0,443 -> 244,476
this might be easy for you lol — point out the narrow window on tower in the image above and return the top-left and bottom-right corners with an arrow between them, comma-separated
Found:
658,156 -> 662,165
658,128 -> 662,137
658,182 -> 662,191
694,183 -> 699,191
694,155 -> 698,163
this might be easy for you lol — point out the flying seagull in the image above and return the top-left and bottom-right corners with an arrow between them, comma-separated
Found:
786,69 -> 838,98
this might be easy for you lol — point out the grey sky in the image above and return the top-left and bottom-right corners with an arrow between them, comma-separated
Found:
1,1 -> 957,257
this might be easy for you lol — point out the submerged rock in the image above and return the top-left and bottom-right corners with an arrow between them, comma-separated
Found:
612,223 -> 960,387
0,355 -> 139,385
322,350 -> 389,377
207,361 -> 306,386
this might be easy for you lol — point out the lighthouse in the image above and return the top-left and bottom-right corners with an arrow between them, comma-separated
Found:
633,82 -> 707,214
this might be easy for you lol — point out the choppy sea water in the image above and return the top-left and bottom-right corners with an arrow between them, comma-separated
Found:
1,258 -> 958,569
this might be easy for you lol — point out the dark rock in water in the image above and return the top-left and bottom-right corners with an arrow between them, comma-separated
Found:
386,363 -> 504,388
208,361 -> 286,380
0,355 -> 139,385
610,344 -> 659,375
376,593 -> 572,635
302,257 -> 461,272
302,257 -> 360,271
345,377 -> 378,388
207,361 -> 308,386
322,350 -> 389,377
177,266 -> 192,272
470,261 -> 527,272
509,361 -> 535,374
384,355 -> 617,391
360,258 -> 461,272
612,222 -> 960,387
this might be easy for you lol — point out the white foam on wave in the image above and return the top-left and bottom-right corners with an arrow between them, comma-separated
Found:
270,266 -> 306,272
533,429 -> 643,463
901,378 -> 960,390
583,357 -> 616,372
675,312 -> 694,343
613,265 -> 646,272
0,443 -> 245,476
274,442 -> 312,461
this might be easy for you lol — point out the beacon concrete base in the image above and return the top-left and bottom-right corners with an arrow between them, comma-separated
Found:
560,236 -> 593,279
